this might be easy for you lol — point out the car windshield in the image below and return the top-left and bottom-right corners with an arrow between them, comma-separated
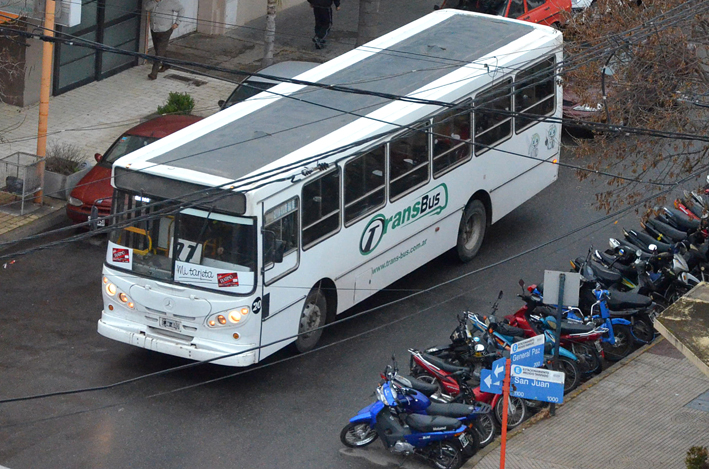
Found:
103,135 -> 158,165
222,80 -> 275,108
107,191 -> 256,294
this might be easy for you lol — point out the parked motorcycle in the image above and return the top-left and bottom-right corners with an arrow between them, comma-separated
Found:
505,280 -> 604,377
340,359 -> 471,469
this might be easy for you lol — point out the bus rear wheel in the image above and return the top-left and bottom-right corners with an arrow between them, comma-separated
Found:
457,199 -> 487,262
294,288 -> 327,353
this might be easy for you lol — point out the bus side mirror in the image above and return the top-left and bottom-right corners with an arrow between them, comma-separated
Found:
217,99 -> 225,108
95,153 -> 103,163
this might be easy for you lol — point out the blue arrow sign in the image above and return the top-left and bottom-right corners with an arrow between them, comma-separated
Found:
480,357 -> 507,394
510,334 -> 544,368
509,365 -> 565,404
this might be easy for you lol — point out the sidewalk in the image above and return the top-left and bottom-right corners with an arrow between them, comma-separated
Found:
467,339 -> 709,469
0,0 -> 434,244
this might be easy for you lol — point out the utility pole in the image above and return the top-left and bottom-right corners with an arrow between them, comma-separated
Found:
34,0 -> 56,204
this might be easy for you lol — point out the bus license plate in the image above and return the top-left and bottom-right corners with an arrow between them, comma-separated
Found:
159,317 -> 181,332
458,433 -> 469,447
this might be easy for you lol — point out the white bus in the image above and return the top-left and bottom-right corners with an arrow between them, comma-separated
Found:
98,9 -> 563,366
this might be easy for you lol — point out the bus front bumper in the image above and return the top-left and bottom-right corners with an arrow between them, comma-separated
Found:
98,313 -> 258,367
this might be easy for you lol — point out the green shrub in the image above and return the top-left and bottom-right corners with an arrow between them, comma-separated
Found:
686,446 -> 709,469
157,91 -> 195,115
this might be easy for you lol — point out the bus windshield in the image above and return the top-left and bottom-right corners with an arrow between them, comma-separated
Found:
108,191 -> 256,293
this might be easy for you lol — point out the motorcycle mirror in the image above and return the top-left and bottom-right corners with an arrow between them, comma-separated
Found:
498,291 -> 503,300
474,343 -> 485,352
636,249 -> 642,257
649,244 -> 658,253
518,279 -> 525,288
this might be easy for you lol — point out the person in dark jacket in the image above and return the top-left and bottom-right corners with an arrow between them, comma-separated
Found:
308,0 -> 340,49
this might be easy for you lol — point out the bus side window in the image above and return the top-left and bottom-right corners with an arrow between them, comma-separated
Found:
515,57 -> 556,132
474,78 -> 512,155
302,169 -> 341,248
389,124 -> 430,200
344,145 -> 386,225
433,108 -> 472,177
263,198 -> 299,266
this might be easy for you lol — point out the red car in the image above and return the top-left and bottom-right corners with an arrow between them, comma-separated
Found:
66,115 -> 202,225
436,0 -> 571,27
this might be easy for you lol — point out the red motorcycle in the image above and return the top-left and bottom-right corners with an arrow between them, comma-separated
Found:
504,280 -> 605,377
408,348 -> 527,446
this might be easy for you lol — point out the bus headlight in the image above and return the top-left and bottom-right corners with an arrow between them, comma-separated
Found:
106,283 -> 117,296
228,307 -> 249,324
207,307 -> 250,328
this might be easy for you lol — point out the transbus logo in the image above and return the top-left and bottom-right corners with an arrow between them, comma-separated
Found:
359,184 -> 448,255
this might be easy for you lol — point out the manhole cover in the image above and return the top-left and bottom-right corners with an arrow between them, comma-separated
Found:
164,74 -> 208,87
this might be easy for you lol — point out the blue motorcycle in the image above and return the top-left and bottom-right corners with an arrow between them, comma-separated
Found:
340,361 -> 482,469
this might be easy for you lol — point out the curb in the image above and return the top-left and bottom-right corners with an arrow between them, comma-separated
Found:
0,207 -> 69,254
464,338 -> 663,467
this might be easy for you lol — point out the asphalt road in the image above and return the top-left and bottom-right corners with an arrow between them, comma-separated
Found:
0,140 -> 690,469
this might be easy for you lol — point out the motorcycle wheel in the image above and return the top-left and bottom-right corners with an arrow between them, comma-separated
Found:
339,422 -> 378,448
632,315 -> 656,344
474,413 -> 496,447
460,426 -> 481,458
601,324 -> 635,361
428,439 -> 464,469
494,396 -> 527,429
556,356 -> 581,393
571,342 -> 603,377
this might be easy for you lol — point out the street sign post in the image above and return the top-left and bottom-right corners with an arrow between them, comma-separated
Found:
480,357 -> 507,394
510,334 -> 544,368
510,365 -> 565,404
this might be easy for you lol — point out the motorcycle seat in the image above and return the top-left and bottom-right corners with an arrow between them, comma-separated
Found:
595,251 -> 635,275
421,353 -> 471,374
394,375 -> 439,397
607,289 -> 652,310
404,413 -> 462,433
588,260 -> 622,284
558,320 -> 595,335
427,402 -> 477,418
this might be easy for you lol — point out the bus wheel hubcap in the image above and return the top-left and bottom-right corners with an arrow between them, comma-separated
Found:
300,303 -> 321,337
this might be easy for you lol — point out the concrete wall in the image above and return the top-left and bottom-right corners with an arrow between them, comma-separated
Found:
236,0 -> 307,26
0,20 -> 43,107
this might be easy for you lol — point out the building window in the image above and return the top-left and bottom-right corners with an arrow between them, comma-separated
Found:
515,57 -> 556,132
344,146 -> 386,225
474,79 -> 513,155
433,107 -> 472,176
302,169 -> 340,248
389,125 -> 430,200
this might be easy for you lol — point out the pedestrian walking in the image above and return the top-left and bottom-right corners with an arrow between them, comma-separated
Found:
145,0 -> 184,80
308,0 -> 340,49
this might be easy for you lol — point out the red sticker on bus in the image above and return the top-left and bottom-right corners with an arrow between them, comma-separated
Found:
217,272 -> 239,287
112,248 -> 130,263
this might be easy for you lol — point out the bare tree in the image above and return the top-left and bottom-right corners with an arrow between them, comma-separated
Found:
563,0 -> 709,211
262,0 -> 281,68
356,0 -> 380,46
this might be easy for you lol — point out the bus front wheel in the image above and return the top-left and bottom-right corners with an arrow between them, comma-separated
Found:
457,199 -> 486,262
294,288 -> 327,353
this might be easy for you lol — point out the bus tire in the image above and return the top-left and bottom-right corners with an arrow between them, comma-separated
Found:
456,199 -> 486,262
293,288 -> 327,353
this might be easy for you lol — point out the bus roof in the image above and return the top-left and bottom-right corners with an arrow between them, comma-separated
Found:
118,12 -> 540,190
